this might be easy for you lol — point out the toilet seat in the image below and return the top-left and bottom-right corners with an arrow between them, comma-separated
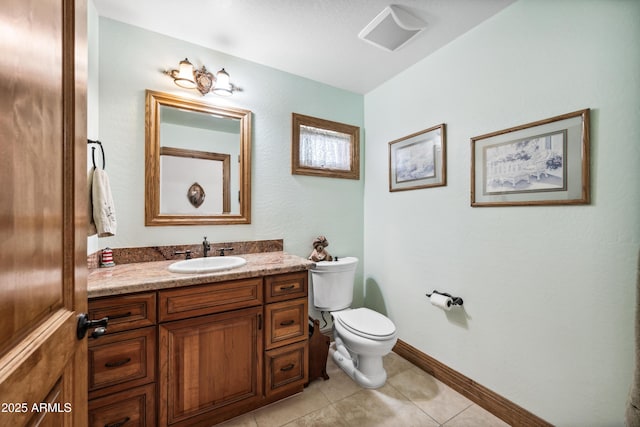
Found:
334,308 -> 396,341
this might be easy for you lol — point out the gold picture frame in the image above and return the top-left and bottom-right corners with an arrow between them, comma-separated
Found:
389,124 -> 446,192
471,109 -> 590,207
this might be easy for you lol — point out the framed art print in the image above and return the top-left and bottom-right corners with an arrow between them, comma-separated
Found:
471,109 -> 590,207
389,123 -> 446,192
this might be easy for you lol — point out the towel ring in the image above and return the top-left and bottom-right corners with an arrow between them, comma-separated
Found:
88,139 -> 106,169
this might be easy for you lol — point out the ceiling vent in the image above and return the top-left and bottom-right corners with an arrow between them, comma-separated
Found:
358,5 -> 426,52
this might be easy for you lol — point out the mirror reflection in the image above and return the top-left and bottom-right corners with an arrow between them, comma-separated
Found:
145,90 -> 252,225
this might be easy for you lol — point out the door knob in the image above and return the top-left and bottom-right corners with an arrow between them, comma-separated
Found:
76,313 -> 108,340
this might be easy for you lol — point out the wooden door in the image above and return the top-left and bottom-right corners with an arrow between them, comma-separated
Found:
0,0 -> 87,426
159,307 -> 263,427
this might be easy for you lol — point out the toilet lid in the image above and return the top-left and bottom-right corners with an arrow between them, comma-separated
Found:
335,308 -> 396,340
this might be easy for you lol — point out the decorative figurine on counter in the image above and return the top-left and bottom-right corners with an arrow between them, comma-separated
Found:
308,235 -> 333,262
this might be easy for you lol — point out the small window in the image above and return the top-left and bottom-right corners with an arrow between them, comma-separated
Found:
291,113 -> 360,180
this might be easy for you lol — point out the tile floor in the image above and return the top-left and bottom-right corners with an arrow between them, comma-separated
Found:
218,347 -> 510,427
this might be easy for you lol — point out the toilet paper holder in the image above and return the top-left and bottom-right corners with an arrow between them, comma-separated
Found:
426,290 -> 463,306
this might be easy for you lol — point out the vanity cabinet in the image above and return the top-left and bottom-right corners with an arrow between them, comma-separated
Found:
88,293 -> 157,427
88,271 -> 310,427
158,279 -> 264,427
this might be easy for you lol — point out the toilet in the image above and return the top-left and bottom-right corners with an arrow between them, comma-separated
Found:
310,257 -> 397,389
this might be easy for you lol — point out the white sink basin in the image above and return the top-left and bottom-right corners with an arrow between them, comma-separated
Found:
168,256 -> 247,274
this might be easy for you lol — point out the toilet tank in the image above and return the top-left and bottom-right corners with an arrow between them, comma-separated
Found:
310,257 -> 358,311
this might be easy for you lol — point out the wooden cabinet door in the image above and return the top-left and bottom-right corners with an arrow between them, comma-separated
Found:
0,0 -> 87,426
158,307 -> 263,427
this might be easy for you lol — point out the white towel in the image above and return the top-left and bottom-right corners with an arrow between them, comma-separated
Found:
91,168 -> 117,237
87,169 -> 97,236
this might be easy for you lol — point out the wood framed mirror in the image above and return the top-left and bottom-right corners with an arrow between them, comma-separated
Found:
145,90 -> 251,225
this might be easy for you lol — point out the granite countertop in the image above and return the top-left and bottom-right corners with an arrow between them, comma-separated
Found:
88,251 -> 315,298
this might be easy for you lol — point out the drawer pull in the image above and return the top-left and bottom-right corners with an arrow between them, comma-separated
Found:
104,417 -> 130,427
105,357 -> 131,368
279,284 -> 295,291
280,363 -> 295,372
108,311 -> 133,320
279,319 -> 295,326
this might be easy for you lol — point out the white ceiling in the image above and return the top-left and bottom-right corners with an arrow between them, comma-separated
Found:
93,0 -> 515,94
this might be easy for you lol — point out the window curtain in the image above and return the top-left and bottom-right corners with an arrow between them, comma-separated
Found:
299,125 -> 351,171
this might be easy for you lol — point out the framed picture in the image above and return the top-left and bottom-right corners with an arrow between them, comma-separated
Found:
471,109 -> 590,207
389,124 -> 446,192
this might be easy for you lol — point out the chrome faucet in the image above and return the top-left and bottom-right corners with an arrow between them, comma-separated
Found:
202,236 -> 211,257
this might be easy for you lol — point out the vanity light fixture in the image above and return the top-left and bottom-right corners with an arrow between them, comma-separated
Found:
212,68 -> 233,97
164,58 -> 238,96
167,58 -> 197,89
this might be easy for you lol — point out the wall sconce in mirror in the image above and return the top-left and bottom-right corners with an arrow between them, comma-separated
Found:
164,58 -> 238,97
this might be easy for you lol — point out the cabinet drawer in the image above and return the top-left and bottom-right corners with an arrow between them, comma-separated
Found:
265,341 -> 308,397
89,383 -> 156,427
265,271 -> 308,303
89,326 -> 156,398
158,277 -> 263,322
265,298 -> 308,350
89,293 -> 156,334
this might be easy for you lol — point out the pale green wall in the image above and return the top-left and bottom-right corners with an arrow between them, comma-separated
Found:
91,1 -> 640,424
95,18 -> 365,304
364,0 -> 640,425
